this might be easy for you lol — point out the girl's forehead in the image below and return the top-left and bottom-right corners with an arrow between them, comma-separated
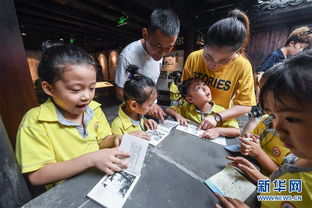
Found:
264,91 -> 302,111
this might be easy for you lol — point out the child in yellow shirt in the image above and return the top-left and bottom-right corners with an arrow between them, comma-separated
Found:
216,49 -> 312,208
240,114 -> 290,175
111,65 -> 157,139
166,78 -> 240,139
15,41 -> 129,188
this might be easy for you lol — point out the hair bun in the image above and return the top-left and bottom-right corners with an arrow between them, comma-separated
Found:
126,64 -> 139,75
41,40 -> 65,53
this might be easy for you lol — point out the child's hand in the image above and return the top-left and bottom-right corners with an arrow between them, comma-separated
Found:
226,156 -> 267,182
144,119 -> 158,130
114,135 -> 123,147
197,116 -> 217,130
91,148 -> 130,175
129,130 -> 150,140
215,192 -> 250,208
202,128 -> 220,139
239,135 -> 261,157
176,115 -> 189,126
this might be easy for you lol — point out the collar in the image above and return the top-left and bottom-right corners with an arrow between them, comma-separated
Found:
118,103 -> 144,130
38,98 -> 100,122
194,101 -> 216,114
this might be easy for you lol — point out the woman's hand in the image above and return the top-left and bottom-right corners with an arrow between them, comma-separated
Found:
91,148 -> 130,175
198,116 -> 217,130
144,119 -> 158,130
129,130 -> 151,140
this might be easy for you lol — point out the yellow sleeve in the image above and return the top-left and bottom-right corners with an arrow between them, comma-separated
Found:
221,119 -> 239,129
111,117 -> 124,136
93,107 -> 112,144
16,116 -> 56,173
233,60 -> 256,106
170,105 -> 182,115
251,116 -> 267,136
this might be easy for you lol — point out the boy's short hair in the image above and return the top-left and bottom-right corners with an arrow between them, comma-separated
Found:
148,9 -> 180,37
179,78 -> 199,99
284,26 -> 312,46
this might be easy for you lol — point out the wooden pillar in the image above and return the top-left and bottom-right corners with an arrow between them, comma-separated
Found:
0,0 -> 38,148
0,115 -> 31,207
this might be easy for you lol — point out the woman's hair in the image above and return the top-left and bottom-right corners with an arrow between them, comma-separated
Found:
205,9 -> 250,55
259,49 -> 312,109
123,65 -> 157,105
179,78 -> 197,99
38,41 -> 96,85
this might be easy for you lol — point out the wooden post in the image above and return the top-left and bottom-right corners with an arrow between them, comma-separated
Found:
0,0 -> 38,148
0,115 -> 31,207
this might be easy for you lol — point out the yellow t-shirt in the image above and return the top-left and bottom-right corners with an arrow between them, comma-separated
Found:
169,82 -> 181,101
252,115 -> 290,168
182,49 -> 256,109
15,99 -> 112,174
111,104 -> 145,135
171,101 -> 239,129
260,155 -> 312,208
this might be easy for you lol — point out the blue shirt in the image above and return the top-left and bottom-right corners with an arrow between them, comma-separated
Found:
256,48 -> 285,72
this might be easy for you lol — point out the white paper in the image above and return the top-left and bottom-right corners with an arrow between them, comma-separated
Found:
147,126 -> 170,146
87,171 -> 140,208
176,124 -> 227,146
204,166 -> 256,201
88,134 -> 148,208
118,134 -> 149,175
158,120 -> 179,131
146,119 -> 179,146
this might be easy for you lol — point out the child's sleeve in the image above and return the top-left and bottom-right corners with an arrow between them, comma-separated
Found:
111,117 -> 124,136
16,123 -> 56,174
221,118 -> 239,129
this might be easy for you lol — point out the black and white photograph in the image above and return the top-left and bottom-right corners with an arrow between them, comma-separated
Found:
102,171 -> 136,198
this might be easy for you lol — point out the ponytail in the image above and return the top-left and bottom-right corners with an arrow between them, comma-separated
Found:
205,9 -> 250,55
124,65 -> 157,104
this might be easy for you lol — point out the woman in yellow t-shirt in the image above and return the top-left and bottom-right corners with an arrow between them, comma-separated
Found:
182,9 -> 256,130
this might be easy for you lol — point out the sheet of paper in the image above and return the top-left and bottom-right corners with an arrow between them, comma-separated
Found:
158,120 -> 179,131
204,166 -> 256,201
87,171 -> 140,208
147,126 -> 170,146
119,134 -> 149,176
176,124 -> 227,146
224,144 -> 241,153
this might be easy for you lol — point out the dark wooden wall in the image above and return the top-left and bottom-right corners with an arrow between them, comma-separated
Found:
247,26 -> 289,71
0,0 -> 38,148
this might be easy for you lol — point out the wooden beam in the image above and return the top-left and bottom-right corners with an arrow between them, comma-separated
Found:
0,0 -> 38,147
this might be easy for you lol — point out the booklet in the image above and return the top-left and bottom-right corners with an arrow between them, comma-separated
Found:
147,120 -> 179,146
87,134 -> 149,208
204,166 -> 256,202
224,144 -> 241,153
176,124 -> 227,146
